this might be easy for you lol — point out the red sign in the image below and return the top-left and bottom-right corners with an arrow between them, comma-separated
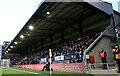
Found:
18,62 -> 85,73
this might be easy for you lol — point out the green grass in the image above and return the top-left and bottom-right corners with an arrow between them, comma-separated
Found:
1,68 -> 94,76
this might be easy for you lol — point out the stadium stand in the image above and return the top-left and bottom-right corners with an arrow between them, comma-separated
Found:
3,0 -> 120,74
19,27 -> 105,65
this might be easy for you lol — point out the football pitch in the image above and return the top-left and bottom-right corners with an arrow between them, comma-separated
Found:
0,68 -> 94,76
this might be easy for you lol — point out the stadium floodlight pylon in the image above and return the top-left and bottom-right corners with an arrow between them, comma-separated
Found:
0,59 -> 10,68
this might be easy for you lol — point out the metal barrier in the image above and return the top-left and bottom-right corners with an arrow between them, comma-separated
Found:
86,62 -> 117,73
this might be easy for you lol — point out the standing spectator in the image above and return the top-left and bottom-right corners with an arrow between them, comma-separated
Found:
76,51 -> 83,62
114,45 -> 120,73
86,54 -> 90,64
99,48 -> 107,70
38,58 -> 42,64
89,55 -> 95,69
112,46 -> 116,60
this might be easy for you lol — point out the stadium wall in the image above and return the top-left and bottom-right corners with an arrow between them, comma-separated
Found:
89,36 -> 114,66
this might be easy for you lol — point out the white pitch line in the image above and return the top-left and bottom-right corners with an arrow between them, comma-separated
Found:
9,68 -> 40,74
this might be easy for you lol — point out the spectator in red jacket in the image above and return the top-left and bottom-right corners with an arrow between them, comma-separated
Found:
99,48 -> 107,70
89,55 -> 95,69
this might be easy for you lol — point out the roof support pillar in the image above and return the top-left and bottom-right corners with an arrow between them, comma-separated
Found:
78,21 -> 83,36
35,43 -> 37,51
29,46 -> 32,54
61,30 -> 64,41
50,36 -> 53,48
41,40 -> 44,49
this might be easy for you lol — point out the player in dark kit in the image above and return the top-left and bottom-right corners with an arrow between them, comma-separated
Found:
42,58 -> 53,71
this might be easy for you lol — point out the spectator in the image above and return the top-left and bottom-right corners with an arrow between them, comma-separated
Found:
89,55 -> 95,69
76,51 -> 83,62
114,45 -> 120,73
86,54 -> 90,64
99,48 -> 107,70
69,58 -> 76,63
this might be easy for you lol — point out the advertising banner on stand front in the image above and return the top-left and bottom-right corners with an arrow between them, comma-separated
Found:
17,62 -> 85,73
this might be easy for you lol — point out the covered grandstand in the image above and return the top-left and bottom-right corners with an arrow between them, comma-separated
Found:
3,0 -> 120,73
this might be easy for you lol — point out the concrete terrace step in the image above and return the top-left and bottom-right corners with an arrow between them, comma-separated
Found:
94,74 -> 120,76
87,69 -> 120,76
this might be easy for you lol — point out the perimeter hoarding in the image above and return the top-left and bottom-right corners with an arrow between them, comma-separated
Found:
17,62 -> 85,73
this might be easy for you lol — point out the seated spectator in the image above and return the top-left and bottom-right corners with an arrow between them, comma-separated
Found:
38,58 -> 42,64
76,51 -> 83,62
89,55 -> 95,69
69,58 -> 76,63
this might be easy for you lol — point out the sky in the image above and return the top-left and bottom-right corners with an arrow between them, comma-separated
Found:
0,0 -> 119,45
0,0 -> 43,45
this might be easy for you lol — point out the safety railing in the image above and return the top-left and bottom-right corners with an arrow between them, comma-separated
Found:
85,62 -> 117,74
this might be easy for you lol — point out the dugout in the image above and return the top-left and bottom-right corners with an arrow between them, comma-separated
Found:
3,0 -> 118,67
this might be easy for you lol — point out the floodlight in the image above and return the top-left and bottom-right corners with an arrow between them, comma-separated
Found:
47,12 -> 50,15
10,46 -> 13,48
20,35 -> 24,39
29,25 -> 34,30
14,41 -> 18,44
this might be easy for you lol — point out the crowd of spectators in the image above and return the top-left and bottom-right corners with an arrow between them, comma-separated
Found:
19,27 -> 105,65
